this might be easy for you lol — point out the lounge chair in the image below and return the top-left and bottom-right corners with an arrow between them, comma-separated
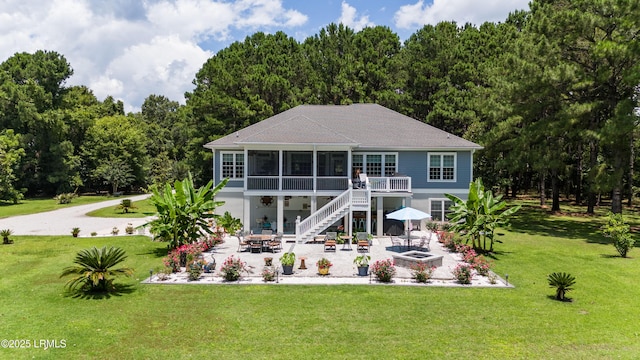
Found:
356,232 -> 370,252
324,232 -> 337,252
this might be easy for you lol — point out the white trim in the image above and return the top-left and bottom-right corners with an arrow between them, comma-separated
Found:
220,151 -> 244,180
427,152 -> 457,183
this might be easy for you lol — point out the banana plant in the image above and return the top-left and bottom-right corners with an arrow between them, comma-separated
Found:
446,178 -> 520,252
147,173 -> 228,249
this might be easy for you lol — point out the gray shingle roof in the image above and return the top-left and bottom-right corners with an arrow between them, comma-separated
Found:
204,104 -> 482,150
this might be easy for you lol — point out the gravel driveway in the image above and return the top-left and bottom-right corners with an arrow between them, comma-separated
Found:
0,194 -> 154,237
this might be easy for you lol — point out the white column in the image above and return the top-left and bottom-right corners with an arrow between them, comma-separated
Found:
243,195 -> 251,234
277,195 -> 284,234
376,196 -> 383,236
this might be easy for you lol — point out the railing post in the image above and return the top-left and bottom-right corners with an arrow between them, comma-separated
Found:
295,215 -> 301,243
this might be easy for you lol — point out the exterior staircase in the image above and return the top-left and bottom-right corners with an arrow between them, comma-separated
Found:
295,187 -> 371,243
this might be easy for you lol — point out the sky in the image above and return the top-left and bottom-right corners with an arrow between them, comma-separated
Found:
0,0 -> 530,112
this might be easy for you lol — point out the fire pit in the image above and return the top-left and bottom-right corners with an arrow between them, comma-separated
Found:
392,251 -> 443,268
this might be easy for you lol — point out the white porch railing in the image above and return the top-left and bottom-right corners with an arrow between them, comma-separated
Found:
246,176 -> 349,191
246,176 -> 409,192
368,176 -> 411,192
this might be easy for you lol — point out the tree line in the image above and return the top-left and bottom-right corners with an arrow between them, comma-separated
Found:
0,0 -> 638,214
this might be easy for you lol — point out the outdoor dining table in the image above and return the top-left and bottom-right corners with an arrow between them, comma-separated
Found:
246,234 -> 273,251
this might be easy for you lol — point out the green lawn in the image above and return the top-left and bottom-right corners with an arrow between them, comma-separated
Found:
0,196 -> 116,219
1,205 -> 639,359
85,199 -> 156,218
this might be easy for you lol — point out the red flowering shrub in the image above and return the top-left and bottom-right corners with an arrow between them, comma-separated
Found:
371,259 -> 396,283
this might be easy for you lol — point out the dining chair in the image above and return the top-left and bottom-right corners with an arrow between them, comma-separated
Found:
237,231 -> 249,252
418,236 -> 430,251
390,236 -> 402,251
268,232 -> 283,252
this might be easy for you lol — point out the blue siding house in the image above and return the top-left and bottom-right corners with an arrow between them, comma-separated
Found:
204,104 -> 482,242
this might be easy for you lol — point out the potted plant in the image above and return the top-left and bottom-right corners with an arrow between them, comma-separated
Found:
111,226 -> 119,236
316,257 -> 333,275
279,252 -> 296,275
353,254 -> 371,276
125,223 -> 134,235
1,229 -> 13,244
71,227 -> 80,237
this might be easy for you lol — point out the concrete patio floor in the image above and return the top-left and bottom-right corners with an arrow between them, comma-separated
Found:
148,230 -> 512,287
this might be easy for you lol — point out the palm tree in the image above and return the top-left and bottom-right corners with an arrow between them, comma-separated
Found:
1,229 -> 13,244
60,246 -> 134,292
547,272 -> 576,301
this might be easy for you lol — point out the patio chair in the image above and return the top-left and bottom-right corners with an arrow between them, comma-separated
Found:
268,232 -> 283,253
390,236 -> 402,251
324,231 -> 337,252
418,236 -> 430,251
359,173 -> 367,189
250,241 -> 262,253
355,232 -> 369,252
356,232 -> 369,245
237,231 -> 249,252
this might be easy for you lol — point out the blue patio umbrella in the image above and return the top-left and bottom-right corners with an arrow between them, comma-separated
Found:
386,207 -> 431,248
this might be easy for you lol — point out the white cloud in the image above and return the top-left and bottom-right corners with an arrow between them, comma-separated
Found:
394,0 -> 529,29
0,0 -> 308,111
90,35 -> 212,112
338,1 -> 374,31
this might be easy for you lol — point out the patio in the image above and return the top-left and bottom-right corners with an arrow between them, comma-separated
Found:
148,230 -> 512,287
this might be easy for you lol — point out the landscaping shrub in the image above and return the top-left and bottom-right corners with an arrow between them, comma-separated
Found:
371,259 -> 396,283
54,192 -> 77,204
547,272 -> 576,301
452,263 -> 474,284
601,212 -> 635,258
410,263 -> 435,283
60,246 -> 134,293
219,255 -> 248,281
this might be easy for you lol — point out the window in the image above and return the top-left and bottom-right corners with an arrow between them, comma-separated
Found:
221,152 -> 244,179
430,199 -> 453,221
284,151 -> 312,176
317,152 -> 347,176
248,150 -> 278,176
352,153 -> 397,177
428,153 -> 456,182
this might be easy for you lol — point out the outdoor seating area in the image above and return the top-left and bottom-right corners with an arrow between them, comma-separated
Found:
150,229 -> 510,287
237,230 -> 283,253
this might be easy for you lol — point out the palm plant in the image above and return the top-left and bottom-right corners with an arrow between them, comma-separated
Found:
1,229 -> 13,244
60,246 -> 134,292
547,272 -> 576,301
116,199 -> 137,214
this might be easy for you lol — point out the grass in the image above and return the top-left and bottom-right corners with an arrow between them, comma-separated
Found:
0,196 -> 116,219
1,203 -> 640,358
85,199 -> 156,218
